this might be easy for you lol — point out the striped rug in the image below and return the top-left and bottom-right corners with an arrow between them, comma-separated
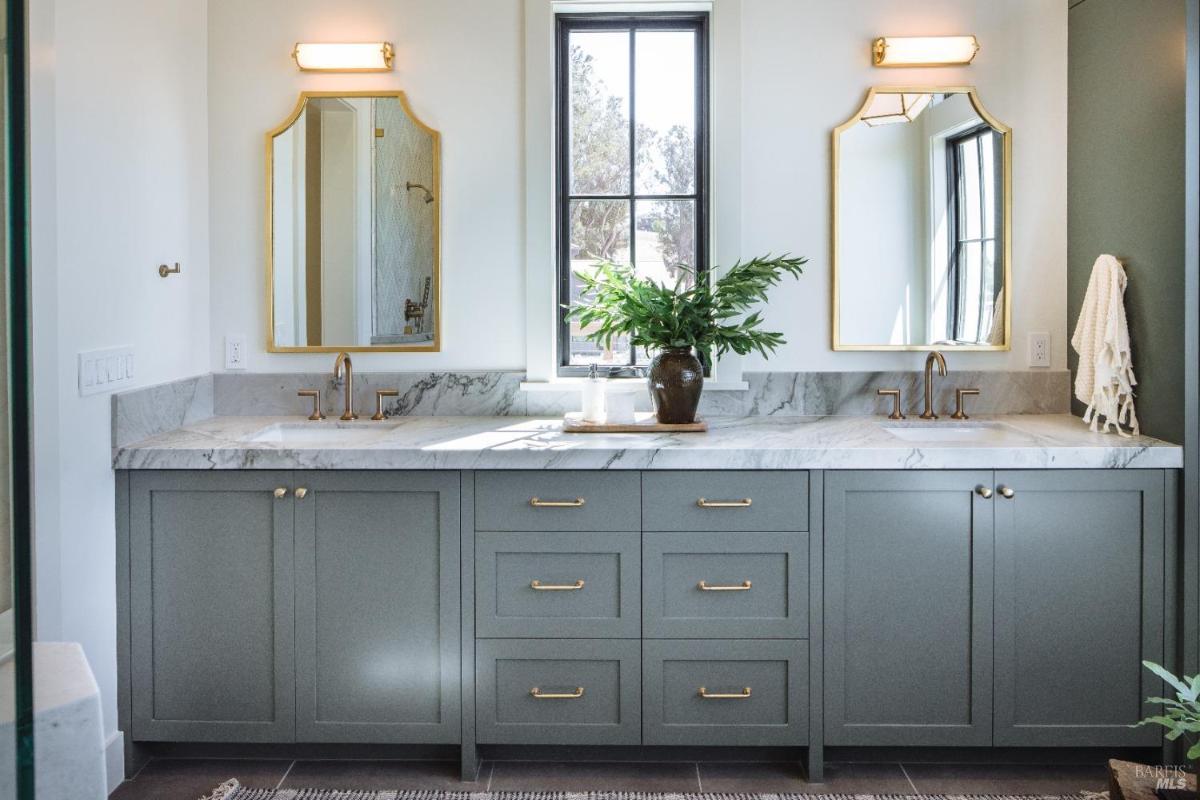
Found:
201,779 -> 1099,800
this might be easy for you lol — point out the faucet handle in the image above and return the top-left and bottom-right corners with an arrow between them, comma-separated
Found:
298,389 -> 325,421
371,389 -> 399,421
951,388 -> 980,420
876,388 -> 905,420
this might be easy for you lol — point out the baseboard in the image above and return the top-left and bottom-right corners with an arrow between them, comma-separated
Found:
105,731 -> 125,794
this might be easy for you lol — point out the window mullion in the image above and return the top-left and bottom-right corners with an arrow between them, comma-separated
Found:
627,25 -> 637,366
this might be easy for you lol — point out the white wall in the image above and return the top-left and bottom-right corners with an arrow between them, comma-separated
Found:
30,0 -> 210,789
208,0 -> 525,371
739,0 -> 1067,370
209,0 -> 1065,374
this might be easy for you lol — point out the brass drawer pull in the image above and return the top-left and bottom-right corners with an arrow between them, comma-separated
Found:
697,498 -> 752,508
698,580 -> 752,592
531,579 -> 585,591
530,497 -> 586,508
530,686 -> 585,699
698,687 -> 752,700
273,487 -> 288,500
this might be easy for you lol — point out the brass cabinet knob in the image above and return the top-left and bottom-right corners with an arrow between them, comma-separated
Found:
294,487 -> 308,499
998,486 -> 1015,499
273,487 -> 288,499
975,485 -> 993,499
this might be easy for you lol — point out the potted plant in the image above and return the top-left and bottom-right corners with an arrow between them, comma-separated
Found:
1135,661 -> 1200,799
567,254 -> 806,424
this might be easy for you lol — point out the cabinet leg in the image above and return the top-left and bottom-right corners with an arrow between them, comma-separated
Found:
461,743 -> 482,783
806,745 -> 824,783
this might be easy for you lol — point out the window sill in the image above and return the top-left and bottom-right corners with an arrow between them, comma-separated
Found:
520,378 -> 749,392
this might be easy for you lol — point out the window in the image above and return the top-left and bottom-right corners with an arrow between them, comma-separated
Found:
946,124 -> 1004,343
556,13 -> 709,374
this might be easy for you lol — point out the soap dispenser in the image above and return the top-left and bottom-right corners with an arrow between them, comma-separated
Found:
581,363 -> 606,423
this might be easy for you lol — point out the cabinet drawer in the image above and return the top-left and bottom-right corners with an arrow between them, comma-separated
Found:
475,472 -> 640,532
642,639 -> 808,746
476,533 -> 640,638
476,639 -> 641,745
643,532 -> 807,639
642,471 -> 809,532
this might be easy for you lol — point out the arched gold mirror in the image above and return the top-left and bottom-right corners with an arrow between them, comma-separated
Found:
832,86 -> 1011,351
266,91 -> 441,352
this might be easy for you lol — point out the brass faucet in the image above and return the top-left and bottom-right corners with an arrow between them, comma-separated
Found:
920,351 -> 947,420
332,352 -> 358,421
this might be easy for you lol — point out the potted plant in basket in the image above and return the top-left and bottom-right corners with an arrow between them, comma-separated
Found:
566,254 -> 806,424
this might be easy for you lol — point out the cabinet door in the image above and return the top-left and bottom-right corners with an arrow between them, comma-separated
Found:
993,470 -> 1164,746
129,471 -> 296,742
824,471 -> 993,746
294,472 -> 460,743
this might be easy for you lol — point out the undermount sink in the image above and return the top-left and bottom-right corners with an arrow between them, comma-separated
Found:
246,422 -> 396,447
879,421 -> 1022,444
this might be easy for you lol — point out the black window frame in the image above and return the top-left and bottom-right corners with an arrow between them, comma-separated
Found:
945,123 -> 1004,343
555,11 -> 711,376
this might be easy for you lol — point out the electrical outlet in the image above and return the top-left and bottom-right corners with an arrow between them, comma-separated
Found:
224,335 -> 247,370
1028,332 -> 1050,368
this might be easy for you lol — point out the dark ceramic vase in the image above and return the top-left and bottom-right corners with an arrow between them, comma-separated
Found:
648,347 -> 704,424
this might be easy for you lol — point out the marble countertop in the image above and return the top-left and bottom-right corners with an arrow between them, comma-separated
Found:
112,414 -> 1182,471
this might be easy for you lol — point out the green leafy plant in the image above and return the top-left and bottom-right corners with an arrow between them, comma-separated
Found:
1136,661 -> 1200,760
566,254 -> 807,363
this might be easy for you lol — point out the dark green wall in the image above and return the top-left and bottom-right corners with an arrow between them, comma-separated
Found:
1068,0 -> 1187,443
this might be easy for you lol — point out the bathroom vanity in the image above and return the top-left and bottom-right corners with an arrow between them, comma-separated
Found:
112,412 -> 1182,781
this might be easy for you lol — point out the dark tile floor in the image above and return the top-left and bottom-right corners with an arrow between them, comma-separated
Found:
110,757 -> 1111,798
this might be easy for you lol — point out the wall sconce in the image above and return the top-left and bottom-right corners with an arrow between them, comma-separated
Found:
292,42 -> 395,72
861,92 -> 932,126
872,35 -> 980,67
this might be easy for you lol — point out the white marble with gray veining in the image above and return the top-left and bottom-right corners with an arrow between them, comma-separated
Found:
113,413 -> 1180,471
112,374 -> 213,449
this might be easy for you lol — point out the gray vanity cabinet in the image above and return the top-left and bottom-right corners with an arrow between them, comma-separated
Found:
294,472 -> 461,743
824,470 -> 995,746
991,470 -> 1163,747
825,469 -> 1168,749
128,471 -> 297,742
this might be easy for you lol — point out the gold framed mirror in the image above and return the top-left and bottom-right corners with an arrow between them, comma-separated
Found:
832,86 -> 1011,351
266,91 -> 441,352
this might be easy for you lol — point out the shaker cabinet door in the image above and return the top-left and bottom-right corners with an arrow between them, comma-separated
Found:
824,470 -> 994,746
129,471 -> 297,742
294,471 -> 461,743
992,470 -> 1164,747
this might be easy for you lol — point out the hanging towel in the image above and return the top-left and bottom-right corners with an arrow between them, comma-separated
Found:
1070,254 -> 1139,436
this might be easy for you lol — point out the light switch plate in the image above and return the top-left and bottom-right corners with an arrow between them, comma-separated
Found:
224,335 -> 247,370
1028,332 -> 1050,368
78,346 -> 135,397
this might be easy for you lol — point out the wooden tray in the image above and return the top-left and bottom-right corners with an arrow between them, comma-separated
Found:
562,411 -> 708,433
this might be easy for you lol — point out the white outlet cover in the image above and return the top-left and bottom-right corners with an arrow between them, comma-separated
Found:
224,335 -> 247,370
1028,332 -> 1050,368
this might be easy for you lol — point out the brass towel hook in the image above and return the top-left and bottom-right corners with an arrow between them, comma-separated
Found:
158,262 -> 181,278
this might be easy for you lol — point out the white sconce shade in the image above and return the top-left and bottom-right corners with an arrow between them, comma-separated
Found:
860,92 -> 933,127
872,35 -> 980,67
292,42 -> 395,72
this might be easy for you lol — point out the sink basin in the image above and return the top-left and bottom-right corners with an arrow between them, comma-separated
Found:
879,421 -> 1022,444
246,422 -> 395,447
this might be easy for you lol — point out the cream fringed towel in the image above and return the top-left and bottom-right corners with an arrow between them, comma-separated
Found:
1070,254 -> 1139,436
